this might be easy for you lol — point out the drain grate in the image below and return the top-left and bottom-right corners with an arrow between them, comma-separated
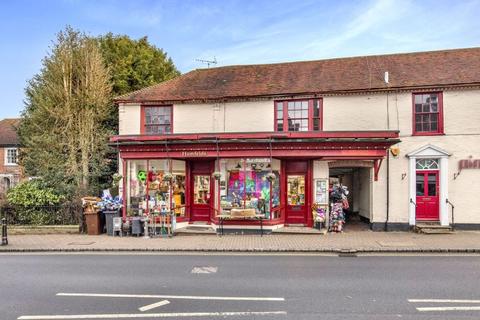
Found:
338,252 -> 358,257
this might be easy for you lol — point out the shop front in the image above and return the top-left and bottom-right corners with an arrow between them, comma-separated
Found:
113,131 -> 400,231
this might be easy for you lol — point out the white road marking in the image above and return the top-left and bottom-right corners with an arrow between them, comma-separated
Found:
57,292 -> 285,301
191,267 -> 218,274
138,300 -> 170,312
17,310 -> 287,319
417,306 -> 480,312
409,299 -> 480,303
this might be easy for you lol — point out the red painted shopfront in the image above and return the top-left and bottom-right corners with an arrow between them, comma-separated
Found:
112,131 -> 399,228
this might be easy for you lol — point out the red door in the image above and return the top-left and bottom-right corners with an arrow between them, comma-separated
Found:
190,161 -> 213,222
416,171 -> 439,221
285,161 -> 309,225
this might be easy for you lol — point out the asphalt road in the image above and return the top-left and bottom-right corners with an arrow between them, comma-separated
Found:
1,253 -> 480,319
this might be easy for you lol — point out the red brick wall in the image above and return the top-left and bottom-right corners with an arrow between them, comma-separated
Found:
0,147 -> 22,175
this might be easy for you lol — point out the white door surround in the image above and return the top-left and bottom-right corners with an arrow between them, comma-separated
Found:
406,145 -> 450,226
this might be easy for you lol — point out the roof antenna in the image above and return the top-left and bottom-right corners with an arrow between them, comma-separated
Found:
195,57 -> 217,68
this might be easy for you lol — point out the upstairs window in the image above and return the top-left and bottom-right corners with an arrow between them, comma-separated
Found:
4,148 -> 18,165
142,105 -> 172,134
275,99 -> 322,132
413,93 -> 443,135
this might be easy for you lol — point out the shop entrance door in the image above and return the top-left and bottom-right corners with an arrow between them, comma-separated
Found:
416,171 -> 440,221
285,161 -> 309,225
190,161 -> 213,222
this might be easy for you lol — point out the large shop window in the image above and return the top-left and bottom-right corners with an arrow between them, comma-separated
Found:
275,99 -> 322,132
142,105 -> 172,134
413,93 -> 443,135
218,158 -> 281,219
126,159 -> 186,217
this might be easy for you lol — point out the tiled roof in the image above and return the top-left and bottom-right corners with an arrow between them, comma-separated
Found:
0,118 -> 20,146
116,47 -> 480,103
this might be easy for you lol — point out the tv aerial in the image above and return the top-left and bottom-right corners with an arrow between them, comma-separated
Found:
196,57 -> 217,68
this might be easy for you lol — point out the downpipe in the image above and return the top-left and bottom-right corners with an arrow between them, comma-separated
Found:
385,151 -> 390,231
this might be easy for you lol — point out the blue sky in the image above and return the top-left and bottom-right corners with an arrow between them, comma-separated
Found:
1,0 -> 479,119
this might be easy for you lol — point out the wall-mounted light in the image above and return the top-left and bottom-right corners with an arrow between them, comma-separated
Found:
401,173 -> 407,180
454,172 -> 461,180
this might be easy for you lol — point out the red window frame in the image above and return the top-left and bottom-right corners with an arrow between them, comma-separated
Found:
274,99 -> 323,132
140,105 -> 173,134
412,92 -> 444,136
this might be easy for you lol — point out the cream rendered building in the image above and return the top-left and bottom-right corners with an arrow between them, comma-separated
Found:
113,48 -> 480,231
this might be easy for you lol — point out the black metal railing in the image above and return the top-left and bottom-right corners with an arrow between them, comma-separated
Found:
0,203 -> 83,226
409,198 -> 417,207
446,198 -> 455,231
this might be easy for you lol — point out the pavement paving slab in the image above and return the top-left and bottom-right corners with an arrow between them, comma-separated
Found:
1,231 -> 480,253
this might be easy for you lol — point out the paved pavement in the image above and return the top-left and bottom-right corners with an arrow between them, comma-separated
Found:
2,254 -> 480,319
2,230 -> 480,252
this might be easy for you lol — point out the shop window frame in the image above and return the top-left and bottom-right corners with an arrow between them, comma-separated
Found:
218,158 -> 281,220
412,92 -> 444,136
122,158 -> 188,222
140,105 -> 173,135
274,98 -> 323,132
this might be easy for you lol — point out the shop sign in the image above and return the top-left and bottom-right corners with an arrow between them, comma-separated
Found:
181,151 -> 209,157
458,156 -> 480,171
246,158 -> 270,163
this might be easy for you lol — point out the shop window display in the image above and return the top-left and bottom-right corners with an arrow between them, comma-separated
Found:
126,160 -> 148,216
126,159 -> 186,217
219,158 -> 280,218
287,175 -> 305,205
194,175 -> 211,204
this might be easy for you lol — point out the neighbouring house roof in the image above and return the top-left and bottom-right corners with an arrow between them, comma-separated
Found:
0,118 -> 21,146
116,47 -> 480,103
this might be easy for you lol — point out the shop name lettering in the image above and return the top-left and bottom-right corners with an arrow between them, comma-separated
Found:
181,151 -> 208,157
458,156 -> 480,171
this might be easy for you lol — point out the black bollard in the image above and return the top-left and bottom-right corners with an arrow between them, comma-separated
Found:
1,217 -> 7,246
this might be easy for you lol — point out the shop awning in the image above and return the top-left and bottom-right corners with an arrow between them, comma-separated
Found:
110,131 -> 400,163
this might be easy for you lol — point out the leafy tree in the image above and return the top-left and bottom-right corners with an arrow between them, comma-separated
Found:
97,33 -> 180,130
96,33 -> 180,189
19,27 -> 112,198
19,28 -> 180,198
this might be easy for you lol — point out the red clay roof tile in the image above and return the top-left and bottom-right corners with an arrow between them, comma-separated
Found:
116,47 -> 480,103
0,118 -> 21,146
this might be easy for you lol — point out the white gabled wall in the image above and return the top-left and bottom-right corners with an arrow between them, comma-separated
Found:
117,88 -> 480,226
118,103 -> 141,135
173,100 -> 274,133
